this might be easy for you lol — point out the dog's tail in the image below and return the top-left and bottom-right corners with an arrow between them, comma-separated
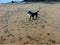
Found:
36,10 -> 39,13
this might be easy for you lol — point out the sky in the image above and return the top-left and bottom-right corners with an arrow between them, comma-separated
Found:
0,0 -> 23,3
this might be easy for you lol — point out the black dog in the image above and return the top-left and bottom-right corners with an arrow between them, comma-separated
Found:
27,10 -> 39,21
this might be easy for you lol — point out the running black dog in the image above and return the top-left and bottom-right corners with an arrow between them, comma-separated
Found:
27,10 -> 39,21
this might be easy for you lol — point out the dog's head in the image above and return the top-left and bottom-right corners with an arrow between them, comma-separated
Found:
28,11 -> 32,14
27,11 -> 32,17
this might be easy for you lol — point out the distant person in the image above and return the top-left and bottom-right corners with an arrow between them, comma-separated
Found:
11,1 -> 15,3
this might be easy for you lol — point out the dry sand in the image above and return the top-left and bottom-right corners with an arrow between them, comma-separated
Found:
0,2 -> 60,45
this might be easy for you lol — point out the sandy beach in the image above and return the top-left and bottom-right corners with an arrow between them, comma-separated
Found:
0,2 -> 60,44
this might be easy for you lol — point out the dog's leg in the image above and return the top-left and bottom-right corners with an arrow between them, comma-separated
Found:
29,16 -> 31,21
35,15 -> 37,20
32,17 -> 34,20
36,14 -> 39,20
